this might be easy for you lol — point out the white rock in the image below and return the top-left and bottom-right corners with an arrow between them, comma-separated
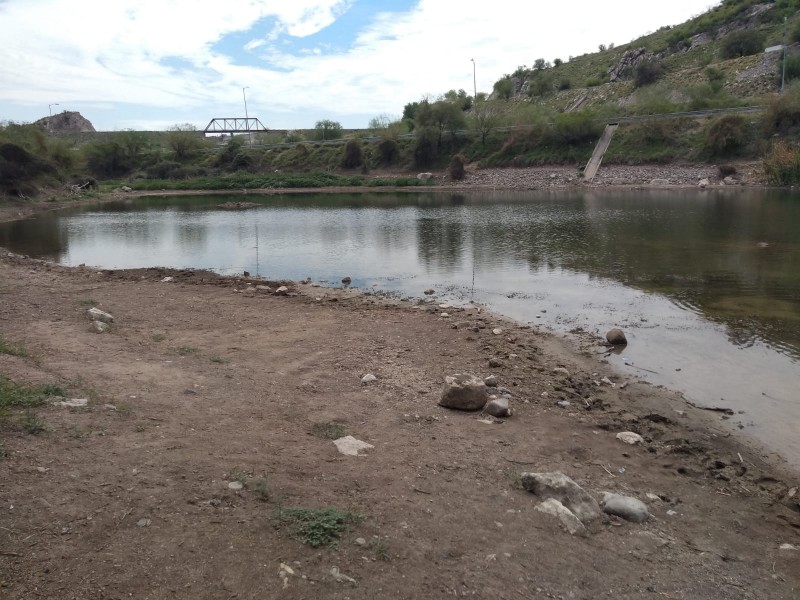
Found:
228,481 -> 244,490
416,172 -> 433,181
779,543 -> 797,551
616,431 -> 644,445
161,276 -> 173,283
136,518 -> 151,527
440,312 -> 450,318
521,472 -> 602,523
86,307 -> 114,323
698,178 -> 709,188
91,321 -> 110,334
56,398 -> 88,408
273,286 -> 289,296
600,492 -> 650,523
492,328 -> 503,335
535,498 -> 586,536
333,436 -> 374,456
361,374 -> 377,383
330,567 -> 357,584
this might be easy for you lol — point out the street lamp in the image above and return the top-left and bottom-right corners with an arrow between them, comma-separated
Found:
48,103 -> 59,117
242,86 -> 251,145
470,59 -> 477,103
782,16 -> 788,93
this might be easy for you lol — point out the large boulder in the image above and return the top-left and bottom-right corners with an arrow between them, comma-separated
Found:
520,472 -> 602,524
439,373 -> 489,411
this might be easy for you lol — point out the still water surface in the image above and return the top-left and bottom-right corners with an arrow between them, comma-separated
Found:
2,189 -> 799,465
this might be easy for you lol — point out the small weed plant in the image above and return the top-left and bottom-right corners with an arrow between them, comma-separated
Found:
0,337 -> 29,358
177,346 -> 198,356
273,506 -> 364,548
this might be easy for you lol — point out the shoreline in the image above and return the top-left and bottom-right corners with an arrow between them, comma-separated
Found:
1,171 -> 799,598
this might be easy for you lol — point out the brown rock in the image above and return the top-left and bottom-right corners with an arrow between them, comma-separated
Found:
606,328 -> 627,345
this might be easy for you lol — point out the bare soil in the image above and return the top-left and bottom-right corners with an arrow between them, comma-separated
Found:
1,187 -> 799,600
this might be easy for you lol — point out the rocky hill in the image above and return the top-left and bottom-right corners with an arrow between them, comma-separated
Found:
35,111 -> 95,133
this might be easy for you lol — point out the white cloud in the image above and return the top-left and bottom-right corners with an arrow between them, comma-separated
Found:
0,0 -> 716,130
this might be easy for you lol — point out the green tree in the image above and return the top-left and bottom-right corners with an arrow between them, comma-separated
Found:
167,124 -> 205,161
313,119 -> 343,141
493,78 -> 514,100
470,100 -> 503,146
430,101 -> 466,146
720,29 -> 764,59
634,60 -> 664,88
341,139 -> 363,168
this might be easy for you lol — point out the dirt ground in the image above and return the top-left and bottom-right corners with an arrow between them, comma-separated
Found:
0,191 -> 799,600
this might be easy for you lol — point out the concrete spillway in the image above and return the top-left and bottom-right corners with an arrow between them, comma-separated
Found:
583,123 -> 618,182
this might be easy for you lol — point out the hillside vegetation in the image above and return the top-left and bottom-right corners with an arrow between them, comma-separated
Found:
4,0 -> 800,198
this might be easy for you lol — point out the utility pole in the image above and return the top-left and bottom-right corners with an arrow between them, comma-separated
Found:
48,103 -> 59,117
470,58 -> 477,103
242,87 -> 251,145
782,16 -> 788,93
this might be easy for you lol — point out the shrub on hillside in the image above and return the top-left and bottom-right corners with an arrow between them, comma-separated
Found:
720,30 -> 764,59
705,115 -> 748,156
552,112 -> 602,146
413,128 -> 438,168
762,141 -> 800,185
763,82 -> 800,133
376,139 -> 399,165
342,139 -> 363,168
558,79 -> 572,91
84,140 -> 134,177
448,154 -> 466,180
782,54 -> 800,84
585,76 -> 603,87
634,60 -> 664,88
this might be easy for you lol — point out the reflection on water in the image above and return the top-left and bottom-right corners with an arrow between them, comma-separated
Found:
1,189 -> 799,464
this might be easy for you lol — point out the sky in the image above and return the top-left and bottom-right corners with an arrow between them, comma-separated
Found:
0,0 -> 719,132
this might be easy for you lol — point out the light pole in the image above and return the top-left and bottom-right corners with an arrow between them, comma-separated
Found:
782,16 -> 788,93
242,86 -> 251,145
470,58 -> 477,103
48,103 -> 59,117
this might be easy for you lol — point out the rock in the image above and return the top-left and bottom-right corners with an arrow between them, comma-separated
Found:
333,436 -> 374,456
723,176 -> 736,185
329,567 -> 357,584
535,498 -> 586,536
520,472 -> 602,523
488,358 -> 503,368
600,492 -> 650,523
650,178 -> 670,186
606,328 -> 627,345
492,328 -> 503,335
120,185 -> 133,193
557,400 -> 572,408
273,286 -> 289,296
361,373 -> 377,383
484,375 -> 499,387
439,373 -> 489,411
484,396 -> 512,418
607,47 -> 647,82
256,285 -> 272,293
86,307 -> 114,323
616,431 -> 644,445
91,321 -> 109,334
440,312 -> 450,318
553,367 -> 570,377
56,398 -> 88,408
698,178 -> 709,188
780,543 -> 797,551
136,518 -> 151,527
423,288 -> 435,295
416,172 -> 433,181
354,537 -> 367,546
161,276 -> 173,282
228,481 -> 244,490
341,276 -> 352,285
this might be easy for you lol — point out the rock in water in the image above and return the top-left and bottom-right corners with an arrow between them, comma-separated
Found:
535,498 -> 586,536
439,373 -> 489,411
606,328 -> 627,345
600,492 -> 650,523
484,396 -> 512,418
423,288 -> 435,295
520,472 -> 601,523
341,276 -> 352,285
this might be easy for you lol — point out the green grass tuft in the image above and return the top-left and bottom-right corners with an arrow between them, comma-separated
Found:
0,337 -> 29,358
273,506 -> 364,548
311,421 -> 346,439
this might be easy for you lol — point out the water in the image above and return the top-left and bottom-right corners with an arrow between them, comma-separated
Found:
2,189 -> 799,465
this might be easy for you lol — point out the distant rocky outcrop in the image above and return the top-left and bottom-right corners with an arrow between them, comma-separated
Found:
35,111 -> 95,133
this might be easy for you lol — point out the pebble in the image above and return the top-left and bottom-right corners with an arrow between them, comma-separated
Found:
489,358 -> 503,368
333,436 -> 374,456
557,400 -> 572,408
355,537 -> 367,546
779,544 -> 797,551
553,367 -> 570,377
136,518 -> 151,527
273,286 -> 289,296
484,375 -> 498,387
361,373 -> 377,383
492,328 -> 503,335
228,481 -> 244,490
